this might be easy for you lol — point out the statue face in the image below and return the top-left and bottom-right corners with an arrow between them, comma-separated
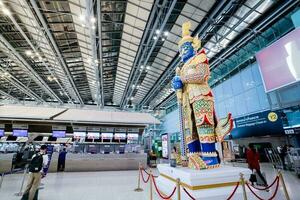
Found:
180,42 -> 195,63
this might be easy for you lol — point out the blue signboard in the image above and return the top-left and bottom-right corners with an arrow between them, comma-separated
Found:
229,110 -> 284,139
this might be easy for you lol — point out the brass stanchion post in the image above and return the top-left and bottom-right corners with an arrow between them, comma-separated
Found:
134,162 -> 143,192
278,171 -> 290,200
240,173 -> 248,200
177,178 -> 181,200
149,169 -> 153,200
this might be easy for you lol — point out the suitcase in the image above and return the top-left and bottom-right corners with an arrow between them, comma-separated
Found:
255,171 -> 267,186
21,190 -> 38,200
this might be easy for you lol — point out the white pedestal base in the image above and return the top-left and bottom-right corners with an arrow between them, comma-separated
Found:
156,164 -> 252,200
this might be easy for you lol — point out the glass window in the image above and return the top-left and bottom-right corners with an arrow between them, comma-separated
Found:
234,93 -> 248,117
251,63 -> 263,86
244,88 -> 260,113
256,85 -> 270,110
231,73 -> 243,95
241,67 -> 255,90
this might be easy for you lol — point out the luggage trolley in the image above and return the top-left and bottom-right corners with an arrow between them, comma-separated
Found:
264,148 -> 283,169
288,148 -> 300,178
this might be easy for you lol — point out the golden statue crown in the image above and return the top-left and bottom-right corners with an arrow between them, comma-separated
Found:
178,21 -> 201,50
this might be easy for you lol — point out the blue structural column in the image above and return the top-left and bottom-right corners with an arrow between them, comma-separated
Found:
291,9 -> 300,28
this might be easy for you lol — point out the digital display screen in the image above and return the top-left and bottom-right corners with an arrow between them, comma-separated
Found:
256,28 -> 300,92
73,132 -> 86,137
101,133 -> 113,139
114,133 -> 126,139
162,134 -> 168,159
87,132 -> 100,139
0,129 -> 4,137
13,129 -> 28,137
127,133 -> 138,140
52,130 -> 66,138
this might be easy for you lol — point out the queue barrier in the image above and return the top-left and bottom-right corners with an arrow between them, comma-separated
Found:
134,162 -> 291,200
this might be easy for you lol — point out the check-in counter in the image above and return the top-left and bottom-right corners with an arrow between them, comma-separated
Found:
48,152 -> 147,172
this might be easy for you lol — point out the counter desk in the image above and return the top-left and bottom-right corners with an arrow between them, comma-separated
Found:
48,152 -> 147,172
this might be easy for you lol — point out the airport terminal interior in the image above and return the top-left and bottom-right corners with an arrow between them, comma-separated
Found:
1,0 -> 300,199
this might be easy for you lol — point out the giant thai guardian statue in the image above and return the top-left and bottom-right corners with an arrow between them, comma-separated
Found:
172,21 -> 233,170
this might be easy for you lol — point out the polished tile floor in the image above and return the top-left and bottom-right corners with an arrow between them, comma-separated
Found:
1,163 -> 299,200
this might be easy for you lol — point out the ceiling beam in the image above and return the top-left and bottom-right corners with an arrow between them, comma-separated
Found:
29,0 -> 84,105
0,33 -> 62,103
0,89 -> 19,102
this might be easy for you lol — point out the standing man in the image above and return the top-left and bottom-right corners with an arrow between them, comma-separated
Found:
23,145 -> 48,200
57,148 -> 67,171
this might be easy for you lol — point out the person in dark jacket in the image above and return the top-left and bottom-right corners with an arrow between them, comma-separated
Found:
246,144 -> 268,186
57,148 -> 67,171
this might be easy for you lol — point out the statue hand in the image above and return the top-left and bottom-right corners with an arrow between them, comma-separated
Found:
172,75 -> 183,90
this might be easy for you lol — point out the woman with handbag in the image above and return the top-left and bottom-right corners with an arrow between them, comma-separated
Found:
246,144 -> 268,187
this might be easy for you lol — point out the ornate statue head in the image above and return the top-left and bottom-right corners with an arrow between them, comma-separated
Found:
178,22 -> 201,63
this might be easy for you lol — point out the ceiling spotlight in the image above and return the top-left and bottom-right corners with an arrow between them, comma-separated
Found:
25,50 -> 32,56
35,52 -> 40,57
132,84 -> 135,88
140,65 -> 144,69
162,38 -> 165,41
87,58 -> 92,63
90,16 -> 96,23
153,36 -> 158,40
130,97 -> 134,100
47,76 -> 53,81
137,85 -> 140,89
79,14 -> 85,21
81,24 -> 85,28
2,8 -> 11,16
92,25 -> 96,30
146,66 -> 151,70
155,29 -> 160,35
163,31 -> 169,36
95,59 -> 99,64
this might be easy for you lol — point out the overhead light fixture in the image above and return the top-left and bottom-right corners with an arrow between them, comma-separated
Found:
163,31 -> 169,36
2,8 -> 11,16
162,38 -> 165,41
25,50 -> 32,56
81,24 -> 86,28
155,29 -> 160,34
153,36 -> 158,40
140,65 -> 144,69
132,84 -> 135,88
95,59 -> 99,64
47,76 -> 53,81
79,14 -> 85,21
92,25 -> 96,30
130,97 -> 134,100
35,52 -> 40,56
90,16 -> 96,23
146,66 -> 151,70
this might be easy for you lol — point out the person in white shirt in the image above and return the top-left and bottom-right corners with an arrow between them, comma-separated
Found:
23,145 -> 48,200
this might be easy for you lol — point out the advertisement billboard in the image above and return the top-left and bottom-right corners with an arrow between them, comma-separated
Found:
256,28 -> 300,92
162,134 -> 168,159
73,131 -> 86,138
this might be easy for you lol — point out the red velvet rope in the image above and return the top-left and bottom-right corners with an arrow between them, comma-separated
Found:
141,168 -> 158,178
226,182 -> 240,200
248,176 -> 279,191
183,187 -> 196,200
140,169 -> 150,183
246,177 -> 280,200
152,175 -> 177,199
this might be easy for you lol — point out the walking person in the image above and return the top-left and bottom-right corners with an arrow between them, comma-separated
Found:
279,145 -> 288,170
22,145 -> 48,200
246,144 -> 268,187
57,148 -> 67,171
